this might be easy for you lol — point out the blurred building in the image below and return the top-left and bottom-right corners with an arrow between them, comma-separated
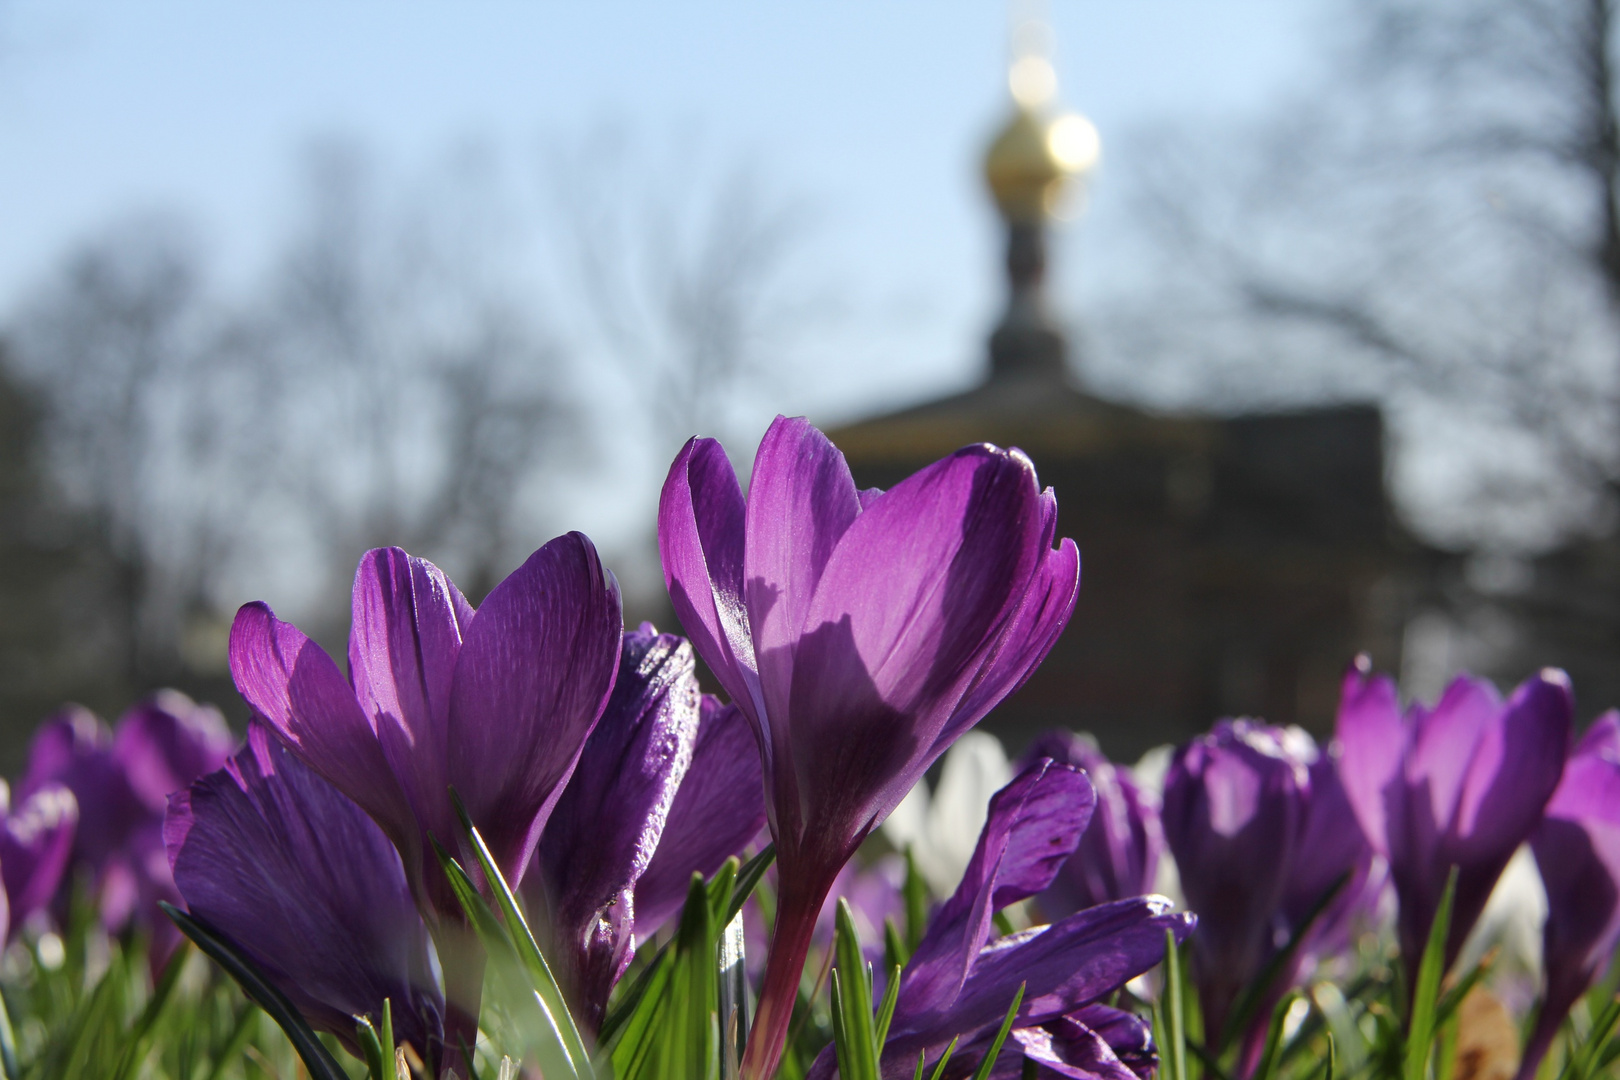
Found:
825,69 -> 1426,760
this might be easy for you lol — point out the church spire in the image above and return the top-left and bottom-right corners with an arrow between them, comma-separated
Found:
982,10 -> 1098,381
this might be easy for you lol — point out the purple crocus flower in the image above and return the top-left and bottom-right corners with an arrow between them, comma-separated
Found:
167,725 -> 444,1062
632,694 -> 767,936
1162,721 -> 1306,1045
525,625 -> 703,1032
525,625 -> 767,1030
20,693 -> 231,946
1162,721 -> 1374,1063
0,781 -> 77,943
1021,731 -> 1163,917
659,415 -> 1080,1080
1516,712 -> 1620,1080
228,539 -> 622,1043
809,758 -> 1194,1079
1335,659 -> 1572,977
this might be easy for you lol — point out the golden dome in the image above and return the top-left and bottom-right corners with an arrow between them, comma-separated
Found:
982,60 -> 1100,223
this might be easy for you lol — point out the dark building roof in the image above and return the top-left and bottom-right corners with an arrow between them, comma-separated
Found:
825,369 -> 1421,760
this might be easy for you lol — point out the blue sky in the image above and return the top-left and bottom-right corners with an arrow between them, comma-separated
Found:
1,1 -> 1318,368
0,1 -> 1324,580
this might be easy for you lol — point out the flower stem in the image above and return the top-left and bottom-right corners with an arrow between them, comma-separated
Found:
740,876 -> 830,1080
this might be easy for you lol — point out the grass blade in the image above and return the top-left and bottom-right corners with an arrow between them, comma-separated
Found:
1165,929 -> 1188,1080
431,837 -> 581,1080
725,845 -> 776,925
927,1035 -> 960,1080
833,899 -> 879,1080
381,997 -> 395,1064
160,903 -> 348,1080
355,1015 -> 387,1080
719,908 -> 750,1072
875,963 -> 903,1052
968,983 -> 1026,1080
1405,866 -> 1459,1080
448,793 -> 595,1079
1251,992 -> 1299,1080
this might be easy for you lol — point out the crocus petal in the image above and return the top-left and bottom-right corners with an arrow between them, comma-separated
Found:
1525,710 -> 1620,1062
229,601 -> 421,875
634,696 -> 767,935
531,625 -> 701,1030
448,532 -> 623,884
904,760 -> 1095,1014
0,783 -> 77,937
744,416 -> 863,731
1162,721 -> 1306,1038
659,437 -> 765,729
1283,746 -> 1377,963
946,534 -> 1081,744
348,548 -> 472,865
112,692 -> 234,813
1333,659 -> 1404,857
780,444 -> 1047,851
167,726 -> 443,1057
1024,732 -> 1163,916
1066,1005 -> 1157,1080
1010,1018 -> 1140,1080
1576,712 -> 1620,760
1401,670 -> 1572,966
893,897 -> 1194,1050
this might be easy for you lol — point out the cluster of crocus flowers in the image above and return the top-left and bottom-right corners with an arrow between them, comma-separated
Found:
175,549 -> 766,1069
148,415 -> 1087,1078
8,409 -> 1620,1080
660,415 -> 1081,1080
19,691 -> 231,954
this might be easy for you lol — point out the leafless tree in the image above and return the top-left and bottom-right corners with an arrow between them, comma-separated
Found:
3,138 -> 579,701
545,126 -> 819,462
256,138 -> 576,605
1099,0 -> 1620,550
5,215 -> 250,687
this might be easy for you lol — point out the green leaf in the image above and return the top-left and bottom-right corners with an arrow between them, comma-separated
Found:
160,902 -> 348,1080
968,983 -> 1026,1080
356,1015 -> 388,1080
1164,929 -> 1188,1080
112,940 -> 190,1080
431,836 -> 583,1080
610,872 -> 726,1080
447,793 -> 596,1079
875,964 -> 903,1052
833,899 -> 880,1080
927,1035 -> 961,1080
1405,865 -> 1459,1080
885,917 -> 910,973
719,907 -> 750,1076
904,847 -> 930,957
0,982 -> 19,1080
381,997 -> 395,1068
726,844 -> 776,925
1565,995 -> 1620,1080
1435,949 -> 1495,1029
1250,992 -> 1299,1080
